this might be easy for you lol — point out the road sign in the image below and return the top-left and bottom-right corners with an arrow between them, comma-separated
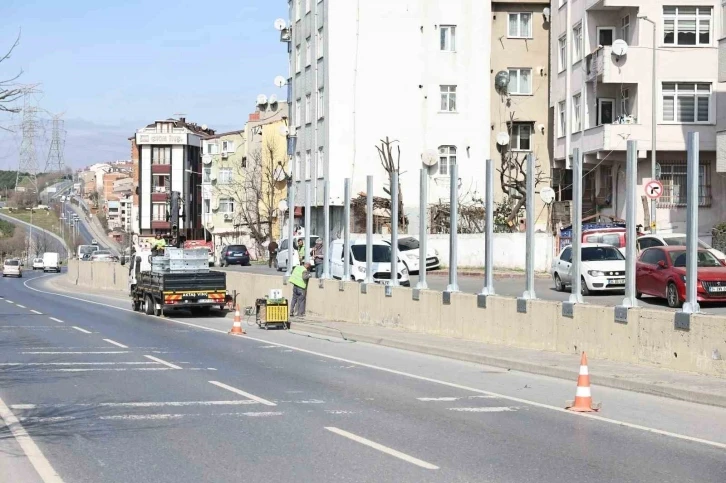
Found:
644,180 -> 664,200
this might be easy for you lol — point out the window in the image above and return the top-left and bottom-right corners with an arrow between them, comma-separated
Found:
620,88 -> 630,116
663,6 -> 712,46
558,36 -> 567,72
305,94 -> 311,124
507,68 -> 532,95
295,45 -> 301,73
241,156 -> 247,168
203,199 -> 210,215
305,37 -> 311,66
598,27 -> 614,46
317,88 -> 324,118
510,123 -> 532,151
440,85 -> 457,112
440,25 -> 456,51
659,162 -> 711,206
508,13 -> 532,38
305,150 -> 311,180
317,28 -> 324,58
295,98 -> 301,126
222,140 -> 235,153
560,247 -> 572,262
219,198 -> 235,214
206,143 -> 218,155
152,203 -> 167,221
316,147 -> 324,179
295,0 -> 301,21
597,98 -> 615,125
558,101 -> 566,137
152,174 -> 169,192
218,168 -> 232,184
572,93 -> 582,132
151,146 -> 171,165
662,82 -> 711,123
572,24 -> 583,63
295,152 -> 301,180
438,146 -> 456,176
621,15 -> 630,42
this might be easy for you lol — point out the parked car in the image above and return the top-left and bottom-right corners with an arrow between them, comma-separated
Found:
329,239 -> 410,286
382,237 -> 440,273
275,235 -> 320,271
551,243 -> 626,295
90,250 -> 114,262
42,252 -> 61,273
32,258 -> 44,270
636,246 -> 726,308
2,259 -> 22,278
636,233 -> 726,263
220,244 -> 251,267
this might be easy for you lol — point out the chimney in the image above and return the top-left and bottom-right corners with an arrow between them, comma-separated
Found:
179,117 -> 186,124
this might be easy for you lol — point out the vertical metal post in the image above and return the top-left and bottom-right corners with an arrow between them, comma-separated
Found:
390,172 -> 399,287
285,181 -> 295,278
569,149 -> 583,303
323,180 -> 330,279
683,132 -> 700,314
304,180 -> 311,265
522,153 -> 536,300
416,168 -> 428,290
621,140 -> 638,307
343,178 -> 351,281
446,162 -> 459,293
365,175 -> 374,284
481,159 -> 495,296
650,22 -> 658,234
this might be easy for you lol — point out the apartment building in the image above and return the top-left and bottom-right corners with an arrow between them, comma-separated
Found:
551,0 -> 726,237
285,0 -> 491,236
491,1 -> 552,229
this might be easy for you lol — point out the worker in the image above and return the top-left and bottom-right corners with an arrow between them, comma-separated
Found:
268,238 -> 278,268
152,234 -> 167,255
289,260 -> 312,318
297,238 -> 305,264
312,238 -> 324,278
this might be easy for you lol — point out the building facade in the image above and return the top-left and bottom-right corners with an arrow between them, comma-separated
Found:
551,0 -> 726,237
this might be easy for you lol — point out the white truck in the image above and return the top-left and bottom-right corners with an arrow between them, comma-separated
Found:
42,252 -> 61,273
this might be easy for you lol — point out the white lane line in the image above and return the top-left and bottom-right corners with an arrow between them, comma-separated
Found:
144,355 -> 182,370
0,394 -> 65,483
24,276 -> 726,451
49,317 -> 64,323
103,338 -> 128,349
417,396 -> 497,402
21,351 -> 129,355
325,427 -> 439,470
11,401 -> 259,410
30,309 -> 42,314
242,412 -> 283,417
100,414 -> 186,421
208,381 -> 277,407
5,300 -> 13,304
21,412 -> 285,422
0,362 -> 157,366
448,407 -> 518,413
23,368 -> 174,373
72,326 -> 91,334
16,304 -> 26,308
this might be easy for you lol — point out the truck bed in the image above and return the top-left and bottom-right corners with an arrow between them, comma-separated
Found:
136,270 -> 226,291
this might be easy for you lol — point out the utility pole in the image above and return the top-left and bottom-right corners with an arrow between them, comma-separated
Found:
45,114 -> 66,174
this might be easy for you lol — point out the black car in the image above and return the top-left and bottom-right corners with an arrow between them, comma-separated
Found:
220,244 -> 251,267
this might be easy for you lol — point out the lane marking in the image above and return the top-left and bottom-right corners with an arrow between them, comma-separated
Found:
144,355 -> 182,370
72,326 -> 91,334
11,400 -> 259,410
103,338 -> 128,349
19,368 -> 174,373
417,396 -> 497,402
0,394 -> 65,483
21,351 -> 129,355
21,412 -> 285,423
325,427 -> 439,470
30,309 -> 42,314
5,300 -> 13,304
448,407 -> 518,413
208,381 -> 277,406
0,362 -> 157,366
24,275 -> 726,451
16,304 -> 26,308
49,317 -> 64,323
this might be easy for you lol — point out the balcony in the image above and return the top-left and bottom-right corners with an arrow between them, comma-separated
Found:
586,46 -> 649,84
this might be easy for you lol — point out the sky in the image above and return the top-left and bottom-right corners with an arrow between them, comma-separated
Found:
0,0 -> 288,170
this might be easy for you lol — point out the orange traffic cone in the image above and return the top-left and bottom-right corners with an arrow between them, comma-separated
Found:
566,352 -> 600,412
229,305 -> 246,336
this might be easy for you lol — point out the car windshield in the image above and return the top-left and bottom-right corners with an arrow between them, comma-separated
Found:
396,237 -> 419,251
5,260 -> 19,266
662,237 -> 710,249
669,250 -> 722,268
581,247 -> 625,261
227,245 -> 247,252
351,245 -> 392,263
79,246 -> 98,255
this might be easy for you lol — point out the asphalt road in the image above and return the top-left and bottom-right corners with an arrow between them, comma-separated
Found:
1,271 -> 725,482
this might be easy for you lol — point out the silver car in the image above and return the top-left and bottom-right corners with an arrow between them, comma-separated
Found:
2,259 -> 22,278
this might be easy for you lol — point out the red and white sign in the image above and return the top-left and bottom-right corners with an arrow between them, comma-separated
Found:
644,180 -> 664,200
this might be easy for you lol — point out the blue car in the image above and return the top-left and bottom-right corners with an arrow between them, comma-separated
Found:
220,244 -> 251,267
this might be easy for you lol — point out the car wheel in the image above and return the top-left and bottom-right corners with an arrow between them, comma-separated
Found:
554,274 -> 564,292
580,277 -> 590,296
667,282 -> 682,308
144,295 -> 155,315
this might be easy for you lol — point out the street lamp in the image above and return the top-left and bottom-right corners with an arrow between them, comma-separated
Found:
638,15 -> 658,233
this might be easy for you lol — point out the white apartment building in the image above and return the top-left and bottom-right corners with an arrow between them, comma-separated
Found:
285,0 -> 491,235
551,0 -> 726,238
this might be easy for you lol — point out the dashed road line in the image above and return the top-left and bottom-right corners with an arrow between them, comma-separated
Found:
417,396 -> 497,402
21,351 -> 130,355
5,300 -> 14,304
144,355 -> 182,369
103,338 -> 128,349
448,407 -> 518,413
16,304 -> 26,308
72,326 -> 91,334
0,362 -> 157,367
30,309 -> 42,314
209,381 -> 277,406
11,400 -> 260,410
49,317 -> 64,323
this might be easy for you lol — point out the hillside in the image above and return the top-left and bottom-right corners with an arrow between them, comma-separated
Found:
0,170 -> 28,190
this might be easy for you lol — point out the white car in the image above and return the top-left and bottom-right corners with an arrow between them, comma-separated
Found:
383,237 -> 440,273
2,259 -> 22,278
551,243 -> 626,296
90,250 -> 114,262
275,235 -> 320,271
636,233 -> 726,263
32,258 -> 44,270
329,239 -> 410,286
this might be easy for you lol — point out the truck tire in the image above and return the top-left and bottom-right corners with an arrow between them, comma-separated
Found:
144,295 -> 155,316
131,298 -> 141,312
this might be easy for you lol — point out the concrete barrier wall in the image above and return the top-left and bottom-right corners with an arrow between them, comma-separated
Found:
67,262 -> 726,378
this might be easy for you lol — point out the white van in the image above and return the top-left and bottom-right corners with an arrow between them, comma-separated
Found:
42,252 -> 61,273
329,239 -> 410,286
275,234 -> 320,271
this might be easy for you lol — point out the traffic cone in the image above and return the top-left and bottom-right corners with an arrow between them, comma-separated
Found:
566,352 -> 600,412
229,305 -> 246,336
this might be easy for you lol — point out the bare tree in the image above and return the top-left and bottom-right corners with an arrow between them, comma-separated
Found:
32,230 -> 52,257
0,32 -> 26,118
0,226 -> 26,259
376,137 -> 407,231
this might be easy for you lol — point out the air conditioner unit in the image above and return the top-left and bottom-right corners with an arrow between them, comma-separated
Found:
221,153 -> 228,159
223,213 -> 233,221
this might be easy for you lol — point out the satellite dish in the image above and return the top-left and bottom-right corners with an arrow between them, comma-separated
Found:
273,166 -> 287,182
269,94 -> 278,104
421,149 -> 438,167
274,18 -> 287,31
494,71 -> 510,91
274,76 -> 287,87
279,125 -> 290,136
611,39 -> 629,56
540,187 -> 556,205
543,7 -> 551,20
256,94 -> 268,106
278,199 -> 288,212
496,132 -> 510,146
201,124 -> 208,131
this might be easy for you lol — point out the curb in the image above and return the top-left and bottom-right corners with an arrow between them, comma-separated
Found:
429,270 -> 551,279
290,322 -> 726,409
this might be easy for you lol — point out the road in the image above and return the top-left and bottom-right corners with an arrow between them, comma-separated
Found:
0,212 -> 69,259
1,271 -> 725,482
221,264 -> 726,316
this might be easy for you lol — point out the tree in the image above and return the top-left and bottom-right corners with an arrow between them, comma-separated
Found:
88,190 -> 99,209
375,137 -> 407,232
32,230 -> 52,257
0,32 -> 27,120
0,225 -> 25,258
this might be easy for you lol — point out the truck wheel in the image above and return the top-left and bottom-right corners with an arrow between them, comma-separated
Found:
132,299 -> 141,312
144,295 -> 155,315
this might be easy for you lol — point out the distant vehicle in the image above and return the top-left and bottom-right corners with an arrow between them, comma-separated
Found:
551,243 -> 626,296
2,259 -> 22,278
91,239 -> 98,245
90,250 -> 114,262
219,244 -> 250,267
184,240 -> 214,266
32,258 -> 44,270
636,233 -> 726,263
275,235 -> 320,271
382,236 -> 440,273
329,239 -> 410,286
78,244 -> 99,259
636,246 -> 726,308
43,252 -> 61,273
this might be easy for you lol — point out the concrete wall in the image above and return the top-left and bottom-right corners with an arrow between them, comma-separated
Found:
67,261 -> 726,378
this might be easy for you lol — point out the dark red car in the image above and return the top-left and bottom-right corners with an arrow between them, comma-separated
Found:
636,246 -> 726,308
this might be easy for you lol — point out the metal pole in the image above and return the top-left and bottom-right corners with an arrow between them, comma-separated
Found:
683,132 -> 700,314
416,168 -> 428,290
304,180 -> 311,265
622,140 -> 638,307
522,153 -> 536,300
365,175 -> 373,284
390,172 -> 399,286
481,159 -> 495,295
447,162 -> 459,292
285,180 -> 295,277
650,22 -> 657,234
322,180 -> 330,279
343,178 -> 351,281
569,149 -> 583,303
